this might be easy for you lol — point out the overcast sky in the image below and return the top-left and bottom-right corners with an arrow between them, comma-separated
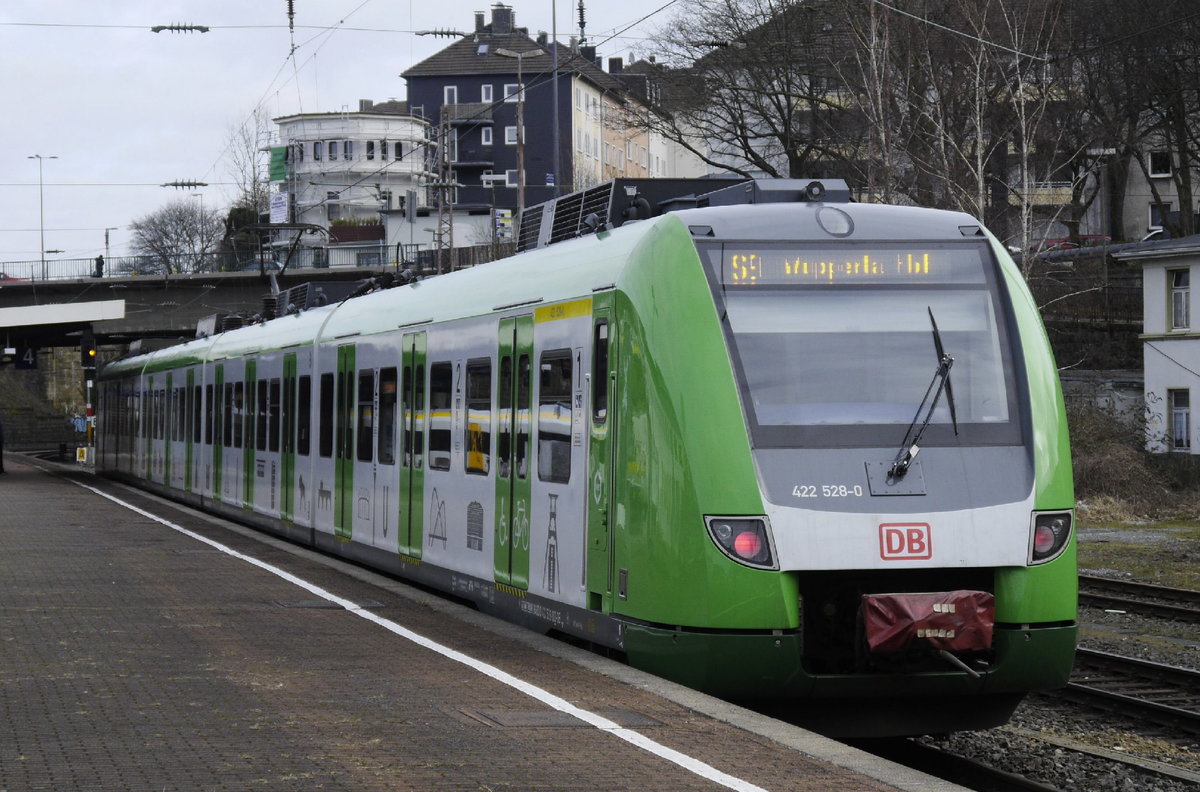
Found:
0,0 -> 678,264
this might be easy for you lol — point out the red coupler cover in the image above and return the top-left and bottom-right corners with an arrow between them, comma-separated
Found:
862,590 -> 995,653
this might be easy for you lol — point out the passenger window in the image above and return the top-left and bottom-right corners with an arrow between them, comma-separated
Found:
465,359 -> 491,475
429,362 -> 452,471
516,354 -> 530,479
256,380 -> 268,451
298,375 -> 312,456
319,373 -> 334,457
205,384 -> 214,445
378,368 -> 397,465
268,378 -> 281,453
223,383 -> 234,447
498,356 -> 512,477
537,350 -> 572,483
357,370 -> 375,462
232,382 -> 244,449
193,384 -> 202,443
593,321 -> 608,424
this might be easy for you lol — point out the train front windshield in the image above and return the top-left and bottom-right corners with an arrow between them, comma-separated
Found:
714,242 -> 1022,448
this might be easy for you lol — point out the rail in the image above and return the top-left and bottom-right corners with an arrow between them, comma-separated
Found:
1078,574 -> 1200,623
1060,648 -> 1200,737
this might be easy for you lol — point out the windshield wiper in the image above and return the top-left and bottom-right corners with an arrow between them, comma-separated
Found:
888,308 -> 959,479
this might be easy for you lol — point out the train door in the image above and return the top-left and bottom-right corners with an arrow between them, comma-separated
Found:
494,316 -> 534,588
185,369 -> 196,493
281,353 -> 297,522
398,333 -> 426,557
213,364 -> 225,500
334,344 -> 356,540
586,302 -> 619,611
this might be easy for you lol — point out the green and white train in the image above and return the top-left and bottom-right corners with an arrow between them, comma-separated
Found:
97,179 -> 1076,736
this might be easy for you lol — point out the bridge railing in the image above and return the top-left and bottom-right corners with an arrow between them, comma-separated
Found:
0,241 -> 516,282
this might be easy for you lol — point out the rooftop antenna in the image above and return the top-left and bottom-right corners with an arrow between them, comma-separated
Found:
577,0 -> 587,46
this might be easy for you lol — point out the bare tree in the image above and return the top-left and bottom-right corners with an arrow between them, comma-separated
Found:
128,199 -> 224,275
225,106 -> 272,216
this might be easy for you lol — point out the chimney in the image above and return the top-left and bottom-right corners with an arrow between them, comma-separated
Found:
475,12 -> 484,32
580,45 -> 598,68
537,30 -> 548,46
569,36 -> 578,51
359,99 -> 374,112
608,57 -> 623,74
491,4 -> 513,36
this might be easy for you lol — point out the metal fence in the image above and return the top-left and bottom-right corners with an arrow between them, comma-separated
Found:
0,241 -> 517,282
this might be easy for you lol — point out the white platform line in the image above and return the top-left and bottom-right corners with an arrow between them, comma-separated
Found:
73,480 -> 770,792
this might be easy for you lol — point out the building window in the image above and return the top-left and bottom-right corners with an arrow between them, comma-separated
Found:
1170,389 -> 1191,451
379,140 -> 388,161
296,143 -> 305,163
1171,268 -> 1190,330
481,127 -> 493,146
448,129 -> 459,162
366,140 -> 375,160
444,85 -> 458,105
343,140 -> 353,160
503,83 -> 522,102
1148,150 -> 1172,178
481,84 -> 493,103
1150,202 -> 1171,231
380,189 -> 392,210
313,141 -> 322,161
394,141 -> 403,159
505,126 -> 519,145
328,141 -> 338,161
505,169 -> 520,187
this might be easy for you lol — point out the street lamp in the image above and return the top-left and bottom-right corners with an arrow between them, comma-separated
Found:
28,154 -> 58,281
495,48 -> 540,215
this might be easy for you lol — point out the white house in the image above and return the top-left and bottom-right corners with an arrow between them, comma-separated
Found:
1117,238 -> 1200,452
273,100 -> 435,265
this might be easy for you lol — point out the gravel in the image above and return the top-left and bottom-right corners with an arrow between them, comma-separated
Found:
909,602 -> 1200,791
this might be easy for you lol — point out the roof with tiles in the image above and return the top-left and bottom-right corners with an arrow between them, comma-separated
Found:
401,4 -> 627,96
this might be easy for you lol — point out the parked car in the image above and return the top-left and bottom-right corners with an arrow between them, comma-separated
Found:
0,272 -> 28,282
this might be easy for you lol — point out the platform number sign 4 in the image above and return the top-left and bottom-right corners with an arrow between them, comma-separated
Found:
15,346 -> 37,370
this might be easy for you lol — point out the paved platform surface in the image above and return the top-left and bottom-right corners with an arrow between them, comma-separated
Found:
0,455 -> 967,791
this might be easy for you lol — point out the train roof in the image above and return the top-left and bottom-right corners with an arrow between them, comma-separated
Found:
100,210 -> 677,378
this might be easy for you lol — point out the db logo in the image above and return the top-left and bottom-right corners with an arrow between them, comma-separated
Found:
879,523 -> 933,560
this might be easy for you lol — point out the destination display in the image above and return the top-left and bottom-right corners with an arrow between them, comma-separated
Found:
723,247 -> 987,286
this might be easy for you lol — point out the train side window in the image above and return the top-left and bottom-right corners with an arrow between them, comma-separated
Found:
268,378 -> 281,453
413,362 -> 426,469
498,356 -> 512,477
158,389 -> 166,440
298,375 -> 312,456
233,382 -> 245,449
357,370 -> 375,462
429,361 -> 452,471
223,383 -> 234,447
537,350 -> 572,483
592,320 -> 608,424
465,359 -> 491,475
256,380 -> 268,451
178,387 -> 187,441
378,367 -> 397,465
516,354 -> 531,479
205,384 -> 214,444
193,384 -> 202,443
319,373 -> 334,457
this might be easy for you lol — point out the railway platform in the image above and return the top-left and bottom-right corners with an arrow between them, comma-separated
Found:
0,454 -> 967,791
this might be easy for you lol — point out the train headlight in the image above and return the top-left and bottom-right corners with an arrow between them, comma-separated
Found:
706,516 -> 777,570
1029,511 -> 1072,565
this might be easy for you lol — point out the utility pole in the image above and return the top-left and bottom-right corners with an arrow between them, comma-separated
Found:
496,48 -> 540,215
28,154 -> 57,281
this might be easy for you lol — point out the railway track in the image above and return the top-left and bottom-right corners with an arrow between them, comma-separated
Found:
1060,647 -> 1200,737
1078,574 -> 1200,623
